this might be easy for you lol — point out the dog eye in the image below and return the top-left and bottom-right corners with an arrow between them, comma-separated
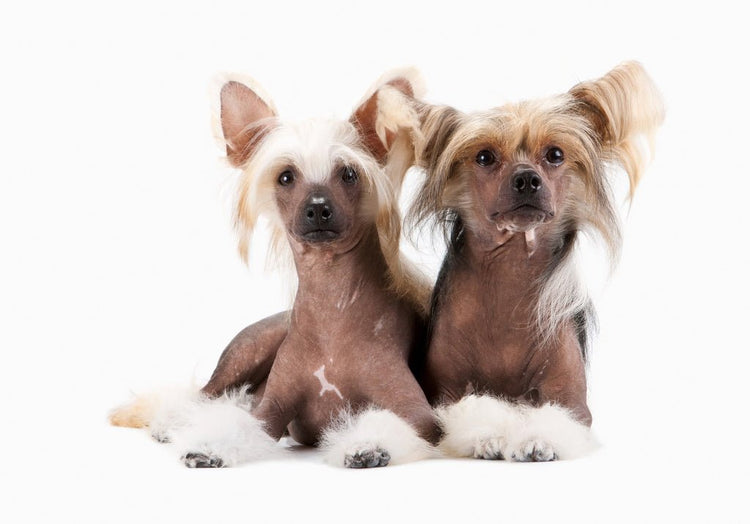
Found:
278,170 -> 295,186
545,147 -> 564,165
475,150 -> 496,167
341,166 -> 358,185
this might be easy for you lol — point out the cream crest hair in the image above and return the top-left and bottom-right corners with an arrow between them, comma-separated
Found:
214,71 -> 432,313
410,61 -> 665,351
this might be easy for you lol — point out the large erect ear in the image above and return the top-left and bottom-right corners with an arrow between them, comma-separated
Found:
569,61 -> 665,193
350,68 -> 425,166
216,76 -> 278,167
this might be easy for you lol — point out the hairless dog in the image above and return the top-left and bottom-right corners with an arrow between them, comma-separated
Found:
111,70 -> 438,468
410,62 -> 664,461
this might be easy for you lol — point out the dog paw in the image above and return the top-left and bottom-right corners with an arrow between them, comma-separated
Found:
150,429 -> 171,443
344,448 -> 391,469
473,437 -> 506,460
181,452 -> 225,468
511,440 -> 557,462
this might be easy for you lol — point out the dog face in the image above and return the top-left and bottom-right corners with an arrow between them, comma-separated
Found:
414,62 -> 664,254
277,161 -> 364,245
454,105 -> 584,237
215,71 -> 424,260
234,116 -> 384,255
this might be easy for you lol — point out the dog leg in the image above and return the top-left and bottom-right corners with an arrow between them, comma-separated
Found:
171,389 -> 282,468
320,407 -> 435,468
435,394 -> 522,459
110,311 -> 289,438
506,403 -> 596,462
201,311 -> 290,398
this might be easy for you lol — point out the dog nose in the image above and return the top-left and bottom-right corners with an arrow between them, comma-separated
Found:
304,197 -> 333,225
512,170 -> 543,193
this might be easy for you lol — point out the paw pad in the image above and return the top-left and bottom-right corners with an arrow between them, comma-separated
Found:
182,452 -> 225,468
344,448 -> 391,468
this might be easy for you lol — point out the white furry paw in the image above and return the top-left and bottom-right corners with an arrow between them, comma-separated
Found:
437,397 -> 596,461
473,437 -> 507,460
512,403 -> 596,461
150,427 -> 172,444
436,395 -> 520,458
320,408 -> 434,467
510,439 -> 557,462
343,447 -> 391,469
170,390 -> 280,468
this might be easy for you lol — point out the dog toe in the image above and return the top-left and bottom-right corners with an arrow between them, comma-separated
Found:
473,437 -> 506,460
182,452 -> 225,468
512,440 -> 557,462
344,448 -> 390,468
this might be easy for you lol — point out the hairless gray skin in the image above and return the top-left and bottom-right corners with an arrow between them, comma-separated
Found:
186,74 -> 438,468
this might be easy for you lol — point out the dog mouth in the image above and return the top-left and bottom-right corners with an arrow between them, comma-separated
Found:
490,204 -> 554,257
494,204 -> 553,231
301,229 -> 341,242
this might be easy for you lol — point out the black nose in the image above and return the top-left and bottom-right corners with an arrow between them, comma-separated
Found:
304,197 -> 333,225
512,170 -> 543,193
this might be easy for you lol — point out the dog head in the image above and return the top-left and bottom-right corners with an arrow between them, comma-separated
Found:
412,62 -> 664,257
215,69 -> 429,306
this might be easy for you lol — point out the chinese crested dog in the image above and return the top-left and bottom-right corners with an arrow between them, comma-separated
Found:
111,70 -> 439,468
410,62 -> 664,461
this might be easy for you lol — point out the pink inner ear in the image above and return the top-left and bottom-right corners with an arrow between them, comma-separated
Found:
351,77 -> 414,165
386,77 -> 414,98
221,81 -> 276,166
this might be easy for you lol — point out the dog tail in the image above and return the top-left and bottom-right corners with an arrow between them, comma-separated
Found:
108,385 -> 200,431
109,395 -> 157,428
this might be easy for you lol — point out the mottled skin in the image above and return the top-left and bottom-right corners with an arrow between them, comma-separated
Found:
197,73 -> 439,457
200,228 -> 436,445
251,227 -> 435,444
201,227 -> 436,444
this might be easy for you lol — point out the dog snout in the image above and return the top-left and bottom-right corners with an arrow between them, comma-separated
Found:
304,195 -> 333,226
511,169 -> 543,194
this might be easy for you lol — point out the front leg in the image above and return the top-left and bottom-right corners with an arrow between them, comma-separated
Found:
321,373 -> 439,468
506,335 -> 595,462
505,402 -> 595,462
133,311 -> 289,445
435,394 -> 522,460
201,310 -> 290,397
320,407 -> 437,468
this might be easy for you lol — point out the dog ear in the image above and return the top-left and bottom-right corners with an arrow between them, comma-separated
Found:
408,104 -> 463,229
417,104 -> 462,179
569,61 -> 665,193
350,68 -> 425,165
218,77 -> 278,167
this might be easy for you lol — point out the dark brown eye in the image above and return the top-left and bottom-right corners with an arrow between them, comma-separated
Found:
545,147 -> 564,165
475,149 -> 496,167
278,170 -> 294,186
341,166 -> 358,185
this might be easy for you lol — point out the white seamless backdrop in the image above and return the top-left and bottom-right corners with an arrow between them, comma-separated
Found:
1,1 -> 747,523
